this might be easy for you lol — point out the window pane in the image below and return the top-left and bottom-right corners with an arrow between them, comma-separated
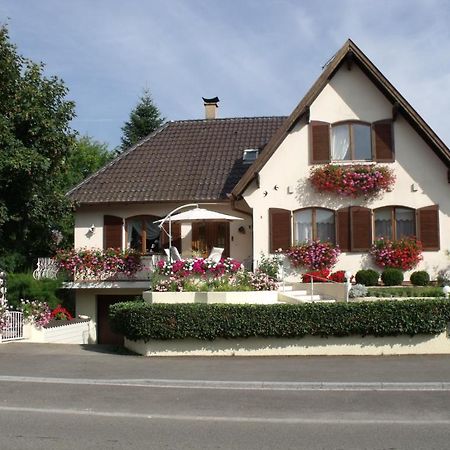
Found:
331,125 -> 350,160
294,209 -> 313,243
127,219 -> 142,251
353,124 -> 372,160
374,208 -> 392,239
395,208 -> 415,239
316,209 -> 335,243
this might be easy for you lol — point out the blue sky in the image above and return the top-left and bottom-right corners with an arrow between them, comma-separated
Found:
2,0 -> 450,150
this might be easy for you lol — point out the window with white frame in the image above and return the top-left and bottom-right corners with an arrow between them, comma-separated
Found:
331,122 -> 372,161
293,208 -> 335,244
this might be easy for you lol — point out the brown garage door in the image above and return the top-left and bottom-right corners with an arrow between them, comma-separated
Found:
97,295 -> 138,345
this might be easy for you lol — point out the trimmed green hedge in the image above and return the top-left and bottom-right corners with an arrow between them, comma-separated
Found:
109,300 -> 450,342
367,287 -> 443,298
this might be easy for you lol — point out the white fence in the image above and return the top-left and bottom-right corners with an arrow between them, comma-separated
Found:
1,311 -> 24,342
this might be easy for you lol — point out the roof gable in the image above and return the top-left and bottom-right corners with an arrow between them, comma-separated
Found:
232,39 -> 450,197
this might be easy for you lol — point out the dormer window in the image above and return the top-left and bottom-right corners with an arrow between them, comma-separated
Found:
243,148 -> 259,164
331,122 -> 372,161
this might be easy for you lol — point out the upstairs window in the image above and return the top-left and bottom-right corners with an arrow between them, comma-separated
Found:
311,120 -> 394,164
331,122 -> 372,161
374,207 -> 415,240
294,208 -> 335,244
243,148 -> 259,164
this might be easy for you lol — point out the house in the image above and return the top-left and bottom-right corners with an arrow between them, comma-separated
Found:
67,39 -> 450,343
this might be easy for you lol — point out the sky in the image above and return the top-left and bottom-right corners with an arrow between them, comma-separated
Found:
1,0 -> 450,150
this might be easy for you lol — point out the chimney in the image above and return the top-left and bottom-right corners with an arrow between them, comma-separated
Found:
202,96 -> 219,119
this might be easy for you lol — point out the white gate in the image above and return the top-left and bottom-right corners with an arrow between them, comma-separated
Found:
1,311 -> 24,342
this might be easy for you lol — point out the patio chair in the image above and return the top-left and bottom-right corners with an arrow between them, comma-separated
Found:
207,247 -> 224,263
170,246 -> 182,261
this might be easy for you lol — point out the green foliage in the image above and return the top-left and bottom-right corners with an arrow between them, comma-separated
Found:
257,253 -> 282,279
355,269 -> 380,286
7,273 -> 63,309
62,135 -> 113,192
0,25 -> 76,270
367,286 -> 443,298
109,299 -> 450,342
381,268 -> 404,286
410,271 -> 430,287
120,89 -> 165,151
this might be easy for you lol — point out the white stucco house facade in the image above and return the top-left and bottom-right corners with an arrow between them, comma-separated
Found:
67,39 -> 450,343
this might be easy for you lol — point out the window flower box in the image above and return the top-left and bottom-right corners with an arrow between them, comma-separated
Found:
309,164 -> 395,197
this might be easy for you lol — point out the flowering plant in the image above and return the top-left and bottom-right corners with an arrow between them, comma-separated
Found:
370,237 -> 423,270
55,248 -> 142,280
151,257 -> 278,292
310,164 -> 395,197
51,305 -> 73,321
19,299 -> 51,327
155,257 -> 243,279
285,240 -> 341,270
0,302 -> 8,331
302,269 -> 331,283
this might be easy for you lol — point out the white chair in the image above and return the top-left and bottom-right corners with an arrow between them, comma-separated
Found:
207,247 -> 224,263
170,246 -> 182,261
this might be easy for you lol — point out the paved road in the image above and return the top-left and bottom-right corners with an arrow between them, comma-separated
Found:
1,343 -> 450,449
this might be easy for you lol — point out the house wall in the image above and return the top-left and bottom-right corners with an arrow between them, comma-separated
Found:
74,202 -> 253,264
243,64 -> 450,278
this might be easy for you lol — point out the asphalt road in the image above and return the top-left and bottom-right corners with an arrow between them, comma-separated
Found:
1,343 -> 450,449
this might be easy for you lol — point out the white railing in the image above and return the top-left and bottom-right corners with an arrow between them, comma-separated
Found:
1,311 -> 24,342
33,258 -> 59,280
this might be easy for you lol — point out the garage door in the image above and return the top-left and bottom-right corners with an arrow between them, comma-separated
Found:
97,295 -> 138,345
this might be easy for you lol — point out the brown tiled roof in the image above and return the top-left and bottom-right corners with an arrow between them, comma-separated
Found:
68,116 -> 286,205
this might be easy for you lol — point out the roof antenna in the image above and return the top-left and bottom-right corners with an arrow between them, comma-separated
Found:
321,50 -> 338,70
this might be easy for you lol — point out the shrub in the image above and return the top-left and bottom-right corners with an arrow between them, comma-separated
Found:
109,300 -> 450,342
367,287 -> 443,298
257,253 -> 283,279
285,240 -> 340,270
355,269 -> 379,286
349,284 -> 368,298
410,271 -> 430,287
370,237 -> 423,270
7,273 -> 62,310
19,300 -> 51,327
381,268 -> 404,286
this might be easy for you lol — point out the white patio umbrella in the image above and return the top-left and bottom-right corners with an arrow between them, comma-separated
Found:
155,205 -> 243,259
157,207 -> 244,223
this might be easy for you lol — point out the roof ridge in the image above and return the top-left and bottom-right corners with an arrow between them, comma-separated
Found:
170,115 -> 287,124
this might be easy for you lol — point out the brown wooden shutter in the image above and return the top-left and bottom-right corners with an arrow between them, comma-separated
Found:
103,215 -> 123,250
336,208 -> 350,252
373,120 -> 394,162
417,205 -> 440,250
350,207 -> 372,251
269,208 -> 291,252
310,121 -> 331,164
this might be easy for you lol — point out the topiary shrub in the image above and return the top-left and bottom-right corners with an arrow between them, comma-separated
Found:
355,269 -> 379,286
410,271 -> 430,287
381,268 -> 404,286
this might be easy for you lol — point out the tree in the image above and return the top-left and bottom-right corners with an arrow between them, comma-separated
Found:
0,25 -> 76,271
62,135 -> 113,192
120,89 -> 165,151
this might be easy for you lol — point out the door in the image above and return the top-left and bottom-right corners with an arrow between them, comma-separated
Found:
192,222 -> 230,258
97,295 -> 137,345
